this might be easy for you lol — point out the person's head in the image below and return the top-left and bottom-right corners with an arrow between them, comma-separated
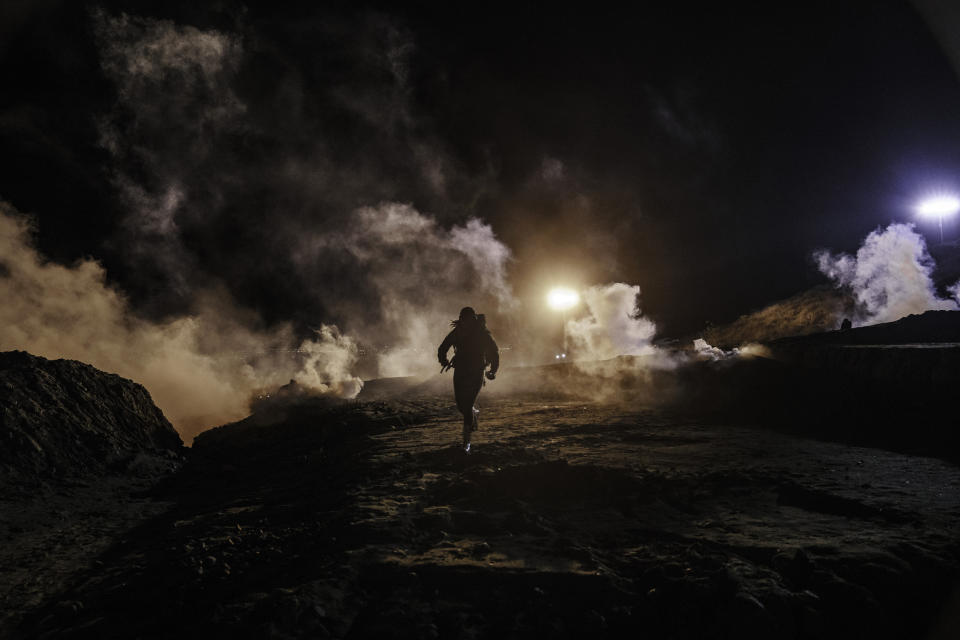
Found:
452,306 -> 478,329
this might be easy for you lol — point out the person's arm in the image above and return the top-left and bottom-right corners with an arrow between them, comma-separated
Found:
485,332 -> 500,375
438,329 -> 456,366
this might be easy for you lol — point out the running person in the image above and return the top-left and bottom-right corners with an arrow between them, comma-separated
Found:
437,307 -> 499,452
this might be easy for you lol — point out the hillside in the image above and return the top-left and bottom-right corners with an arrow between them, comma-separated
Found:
0,351 -> 183,483
699,286 -> 855,349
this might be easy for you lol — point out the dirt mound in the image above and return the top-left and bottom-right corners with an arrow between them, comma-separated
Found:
0,350 -> 183,483
699,286 -> 855,348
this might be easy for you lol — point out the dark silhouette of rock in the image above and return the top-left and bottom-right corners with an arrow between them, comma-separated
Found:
840,318 -> 852,331
0,350 -> 183,483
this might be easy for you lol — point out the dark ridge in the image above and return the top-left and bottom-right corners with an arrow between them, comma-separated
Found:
772,309 -> 960,346
0,350 -> 183,483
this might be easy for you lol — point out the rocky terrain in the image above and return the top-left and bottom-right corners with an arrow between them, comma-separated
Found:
5,396 -> 958,639
1,327 -> 959,638
0,351 -> 183,483
0,351 -> 184,635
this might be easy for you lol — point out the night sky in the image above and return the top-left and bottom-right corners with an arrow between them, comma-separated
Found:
3,0 -> 960,340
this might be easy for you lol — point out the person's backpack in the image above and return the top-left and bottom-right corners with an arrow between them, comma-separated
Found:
452,312 -> 490,370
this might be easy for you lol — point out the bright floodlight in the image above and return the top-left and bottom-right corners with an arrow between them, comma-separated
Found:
917,195 -> 960,243
547,287 -> 579,311
917,195 -> 960,218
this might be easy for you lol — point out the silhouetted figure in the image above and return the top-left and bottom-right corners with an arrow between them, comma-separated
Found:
438,307 -> 499,452
840,318 -> 852,331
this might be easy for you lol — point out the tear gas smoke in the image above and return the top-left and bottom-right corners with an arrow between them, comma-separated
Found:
294,202 -> 516,378
2,10 -> 518,440
0,195 -> 518,438
3,9 -> 720,439
88,9 -> 515,384
692,338 -> 728,360
814,223 -> 958,326
495,283 -> 678,405
566,283 -> 657,361
92,10 -> 247,298
0,203 -> 362,442
692,338 -> 769,361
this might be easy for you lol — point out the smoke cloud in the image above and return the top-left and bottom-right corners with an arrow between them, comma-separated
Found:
950,281 -> 960,305
692,338 -> 769,361
87,9 -> 512,366
4,8 -> 702,438
0,192 -> 518,438
566,283 -> 657,360
0,10 -> 521,438
294,202 -> 515,378
88,8 -> 487,314
692,338 -> 729,360
814,223 -> 958,326
92,10 -> 248,298
0,203 -> 362,442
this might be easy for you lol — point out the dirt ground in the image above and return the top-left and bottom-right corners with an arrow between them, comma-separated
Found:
3,394 -> 960,639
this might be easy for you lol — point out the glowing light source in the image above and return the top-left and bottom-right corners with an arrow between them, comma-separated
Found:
547,287 -> 578,363
916,195 -> 959,244
547,287 -> 579,311
917,195 -> 960,218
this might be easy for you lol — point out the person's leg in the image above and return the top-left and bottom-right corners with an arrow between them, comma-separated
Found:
465,373 -> 483,449
453,371 -> 471,447
454,370 -> 483,450
454,372 -> 471,424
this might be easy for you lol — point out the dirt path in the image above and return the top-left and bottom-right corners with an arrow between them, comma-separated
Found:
8,397 -> 960,638
0,477 -> 174,636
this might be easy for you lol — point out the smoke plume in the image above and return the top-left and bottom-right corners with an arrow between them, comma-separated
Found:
692,338 -> 769,361
87,9 -> 515,380
566,283 -> 657,360
1,10 -> 519,440
814,223 -> 958,325
294,202 -> 515,378
0,203 -> 362,442
4,8 -> 694,438
692,338 -> 729,360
